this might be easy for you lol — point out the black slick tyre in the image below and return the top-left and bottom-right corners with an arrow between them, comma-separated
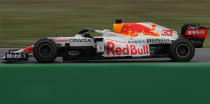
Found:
170,39 -> 195,62
33,38 -> 57,63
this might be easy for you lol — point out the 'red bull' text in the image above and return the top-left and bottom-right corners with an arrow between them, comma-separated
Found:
107,41 -> 149,56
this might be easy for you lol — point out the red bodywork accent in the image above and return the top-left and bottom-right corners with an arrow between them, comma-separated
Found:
105,39 -> 126,43
185,29 -> 209,38
54,40 -> 69,42
51,37 -> 69,42
118,23 -> 160,37
23,46 -> 34,53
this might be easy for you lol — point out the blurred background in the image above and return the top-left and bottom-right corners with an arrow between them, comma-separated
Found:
0,0 -> 209,48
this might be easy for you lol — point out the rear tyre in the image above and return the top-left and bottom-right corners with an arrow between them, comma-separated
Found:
33,38 -> 57,63
170,39 -> 195,62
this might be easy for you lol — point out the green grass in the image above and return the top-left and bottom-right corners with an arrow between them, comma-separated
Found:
1,63 -> 210,104
0,0 -> 210,47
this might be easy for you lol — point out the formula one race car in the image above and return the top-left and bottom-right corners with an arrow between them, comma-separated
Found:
2,20 -> 209,63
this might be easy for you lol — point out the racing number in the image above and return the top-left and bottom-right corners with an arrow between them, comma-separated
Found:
162,30 -> 173,36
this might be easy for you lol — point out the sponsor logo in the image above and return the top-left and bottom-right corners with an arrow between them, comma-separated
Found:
69,39 -> 91,42
128,40 -> 146,44
162,30 -> 173,36
187,30 -> 205,35
185,29 -> 209,38
107,41 -> 149,56
147,38 -> 171,43
6,53 -> 26,59
188,26 -> 200,29
115,23 -> 160,37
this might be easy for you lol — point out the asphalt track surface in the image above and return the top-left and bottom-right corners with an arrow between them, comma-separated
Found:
0,48 -> 210,64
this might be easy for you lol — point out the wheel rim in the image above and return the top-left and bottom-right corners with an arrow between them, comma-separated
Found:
38,44 -> 52,57
176,44 -> 190,57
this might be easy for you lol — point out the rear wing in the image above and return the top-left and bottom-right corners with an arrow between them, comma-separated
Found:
181,24 -> 209,48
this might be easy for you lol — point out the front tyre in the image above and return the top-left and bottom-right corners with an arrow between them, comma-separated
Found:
170,39 -> 195,62
33,38 -> 57,63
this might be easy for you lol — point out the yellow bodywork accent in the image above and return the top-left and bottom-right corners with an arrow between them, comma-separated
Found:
113,23 -> 124,33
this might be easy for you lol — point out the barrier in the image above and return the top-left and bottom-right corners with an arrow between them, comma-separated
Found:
0,63 -> 210,104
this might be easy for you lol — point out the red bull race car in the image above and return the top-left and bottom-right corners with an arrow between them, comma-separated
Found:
2,20 -> 209,63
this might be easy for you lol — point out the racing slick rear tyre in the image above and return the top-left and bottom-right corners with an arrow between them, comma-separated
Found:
170,39 -> 195,62
33,38 -> 57,63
